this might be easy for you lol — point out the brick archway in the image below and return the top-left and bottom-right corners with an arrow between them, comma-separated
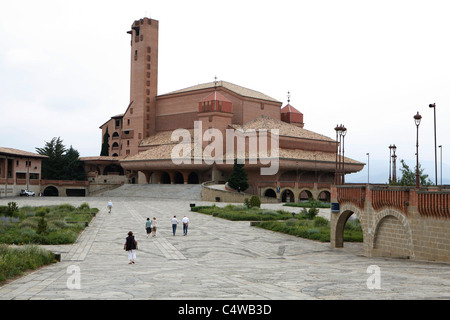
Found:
372,209 -> 414,259
331,203 -> 365,249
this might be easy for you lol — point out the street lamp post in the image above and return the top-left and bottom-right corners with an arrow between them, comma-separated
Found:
414,112 -> 422,188
389,145 -> 393,182
392,145 -> 397,183
341,126 -> 347,184
439,145 -> 443,185
334,125 -> 346,185
366,153 -> 370,184
334,125 -> 341,185
429,103 -> 437,185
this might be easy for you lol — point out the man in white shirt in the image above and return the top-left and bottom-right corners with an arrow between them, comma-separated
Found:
182,215 -> 189,236
107,200 -> 113,213
171,216 -> 179,236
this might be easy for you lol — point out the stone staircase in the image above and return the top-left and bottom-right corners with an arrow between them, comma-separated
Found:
96,184 -> 202,200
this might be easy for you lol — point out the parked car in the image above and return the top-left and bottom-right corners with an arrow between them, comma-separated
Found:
20,189 -> 35,197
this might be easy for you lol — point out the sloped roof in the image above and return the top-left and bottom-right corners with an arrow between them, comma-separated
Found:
162,80 -> 281,103
281,104 -> 303,115
200,91 -> 232,103
229,116 -> 334,142
0,147 -> 48,159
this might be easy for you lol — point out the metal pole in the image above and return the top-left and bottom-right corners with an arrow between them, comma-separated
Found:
430,103 -> 437,185
366,153 -> 370,184
439,145 -> 442,185
389,145 -> 392,183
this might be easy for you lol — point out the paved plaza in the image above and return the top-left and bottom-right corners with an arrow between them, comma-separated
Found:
0,195 -> 449,300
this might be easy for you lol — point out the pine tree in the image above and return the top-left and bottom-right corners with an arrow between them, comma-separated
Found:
227,159 -> 249,192
100,127 -> 110,156
36,137 -> 85,180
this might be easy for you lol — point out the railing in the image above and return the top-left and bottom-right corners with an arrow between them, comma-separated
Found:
336,186 -> 365,209
418,192 -> 450,219
371,187 -> 410,215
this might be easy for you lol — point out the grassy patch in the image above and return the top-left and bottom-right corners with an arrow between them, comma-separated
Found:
192,204 -> 363,242
283,199 -> 331,208
0,245 -> 56,282
257,218 -> 363,242
0,203 -> 98,245
191,204 -> 293,221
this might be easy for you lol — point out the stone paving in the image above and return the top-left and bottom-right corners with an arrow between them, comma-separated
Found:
0,196 -> 449,300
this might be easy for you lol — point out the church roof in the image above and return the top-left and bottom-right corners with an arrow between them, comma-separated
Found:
281,104 -> 303,115
200,91 -> 232,103
162,80 -> 281,103
229,116 -> 334,142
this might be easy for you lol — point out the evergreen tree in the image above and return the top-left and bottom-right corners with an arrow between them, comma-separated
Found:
63,146 -> 85,180
36,137 -> 67,180
36,137 -> 85,180
227,159 -> 249,192
100,127 -> 110,156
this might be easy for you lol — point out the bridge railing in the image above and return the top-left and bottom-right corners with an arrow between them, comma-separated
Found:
335,185 -> 450,219
418,191 -> 450,219
371,186 -> 411,215
336,185 -> 365,209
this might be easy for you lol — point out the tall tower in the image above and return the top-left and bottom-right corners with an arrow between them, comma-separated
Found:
124,17 -> 159,156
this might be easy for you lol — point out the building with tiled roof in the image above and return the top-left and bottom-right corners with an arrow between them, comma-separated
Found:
96,17 -> 364,202
0,147 -> 48,196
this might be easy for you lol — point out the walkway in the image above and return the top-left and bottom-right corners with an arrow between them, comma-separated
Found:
0,196 -> 449,300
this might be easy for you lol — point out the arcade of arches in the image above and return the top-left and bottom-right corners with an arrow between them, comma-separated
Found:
142,170 -> 200,185
262,186 -> 331,203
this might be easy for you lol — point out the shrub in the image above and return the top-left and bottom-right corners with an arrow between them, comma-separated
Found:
0,245 -> 55,282
37,217 -> 47,234
314,216 -> 329,227
78,203 -> 90,211
35,207 -> 50,217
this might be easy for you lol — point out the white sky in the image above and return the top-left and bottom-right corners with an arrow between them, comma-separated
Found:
1,0 -> 449,183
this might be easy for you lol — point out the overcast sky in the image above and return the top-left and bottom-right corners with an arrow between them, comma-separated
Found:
1,0 -> 449,183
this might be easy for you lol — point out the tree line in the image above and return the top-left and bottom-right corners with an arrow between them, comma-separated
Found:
36,137 -> 85,180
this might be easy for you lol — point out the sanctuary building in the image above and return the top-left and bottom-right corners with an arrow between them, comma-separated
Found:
85,17 -> 364,202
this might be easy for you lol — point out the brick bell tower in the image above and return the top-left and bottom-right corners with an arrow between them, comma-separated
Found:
124,17 -> 159,155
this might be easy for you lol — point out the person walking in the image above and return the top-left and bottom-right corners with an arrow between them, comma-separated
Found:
124,231 -> 137,264
151,217 -> 157,237
145,218 -> 152,238
182,215 -> 189,236
107,200 -> 113,213
171,215 -> 179,236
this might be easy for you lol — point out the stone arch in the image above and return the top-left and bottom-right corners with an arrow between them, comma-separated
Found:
318,189 -> 331,202
299,189 -> 313,201
43,186 -> 59,197
281,189 -> 295,203
372,209 -> 414,259
331,203 -> 365,249
160,172 -> 171,184
264,188 -> 277,198
174,171 -> 184,184
188,172 -> 199,184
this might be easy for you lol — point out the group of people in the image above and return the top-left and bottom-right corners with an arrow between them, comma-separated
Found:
145,215 -> 189,238
124,215 -> 190,264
